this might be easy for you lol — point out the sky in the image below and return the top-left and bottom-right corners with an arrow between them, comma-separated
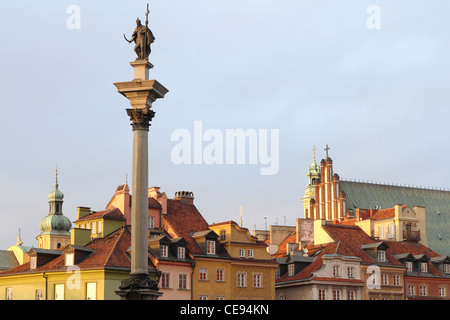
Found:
1,0 -> 450,250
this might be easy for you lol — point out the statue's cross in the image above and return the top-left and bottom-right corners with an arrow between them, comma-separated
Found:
324,144 -> 330,157
145,3 -> 150,27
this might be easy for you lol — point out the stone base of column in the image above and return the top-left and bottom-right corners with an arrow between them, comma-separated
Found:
115,273 -> 162,300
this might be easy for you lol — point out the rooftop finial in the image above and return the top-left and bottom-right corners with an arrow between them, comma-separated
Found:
16,228 -> 23,246
325,144 -> 330,158
312,145 -> 317,160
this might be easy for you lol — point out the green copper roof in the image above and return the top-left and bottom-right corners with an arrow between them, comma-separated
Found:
38,214 -> 72,236
48,170 -> 64,202
340,180 -> 450,256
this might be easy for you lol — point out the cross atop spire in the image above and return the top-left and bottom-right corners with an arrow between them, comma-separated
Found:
324,144 -> 330,158
312,146 -> 317,160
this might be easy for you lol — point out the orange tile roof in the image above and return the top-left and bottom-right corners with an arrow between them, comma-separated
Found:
163,199 -> 211,255
272,232 -> 297,258
0,227 -> 156,276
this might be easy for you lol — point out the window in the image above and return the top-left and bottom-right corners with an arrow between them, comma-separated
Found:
35,289 -> 43,300
177,247 -> 185,259
379,225 -> 385,239
239,249 -> 245,258
388,224 -> 395,239
347,290 -> 356,300
406,261 -> 413,272
199,268 -> 208,281
97,221 -> 102,234
160,245 -> 168,258
381,274 -> 389,285
237,272 -> 246,287
216,269 -> 225,282
377,250 -> 386,262
421,262 -> 428,273
333,290 -> 342,300
253,273 -> 262,288
419,285 -> 427,296
248,249 -> 254,258
275,267 -> 280,279
91,222 -> 96,234
86,283 -> 96,300
206,240 -> 216,255
30,256 -> 37,270
393,275 -> 401,286
318,289 -> 326,300
332,265 -> 340,277
179,274 -> 188,290
148,216 -> 154,229
199,295 -> 208,300
160,273 -> 170,288
288,264 -> 295,276
219,229 -> 226,240
65,253 -> 74,267
216,296 -> 225,300
54,284 -> 64,300
5,288 -> 12,300
347,266 -> 355,278
444,264 -> 450,274
439,287 -> 447,297
408,285 -> 416,296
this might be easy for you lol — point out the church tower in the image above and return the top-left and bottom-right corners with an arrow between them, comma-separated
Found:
302,147 -> 320,219
36,170 -> 72,250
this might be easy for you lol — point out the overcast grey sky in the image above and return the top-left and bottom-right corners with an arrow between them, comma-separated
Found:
1,1 -> 450,249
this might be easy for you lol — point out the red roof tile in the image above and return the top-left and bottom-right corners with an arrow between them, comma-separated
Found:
163,199 -> 211,255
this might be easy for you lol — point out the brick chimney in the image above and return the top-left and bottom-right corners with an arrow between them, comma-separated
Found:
174,191 -> 194,205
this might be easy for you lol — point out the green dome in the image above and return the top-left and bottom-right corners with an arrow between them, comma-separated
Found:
38,214 -> 72,236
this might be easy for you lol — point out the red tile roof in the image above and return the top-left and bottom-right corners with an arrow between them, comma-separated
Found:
0,227 -> 156,276
163,199 -> 211,255
272,232 -> 297,258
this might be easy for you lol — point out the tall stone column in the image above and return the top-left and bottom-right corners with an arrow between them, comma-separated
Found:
114,61 -> 168,300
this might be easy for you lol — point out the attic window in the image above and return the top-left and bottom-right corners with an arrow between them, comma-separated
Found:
444,264 -> 450,274
406,261 -> 413,272
65,253 -> 74,267
378,250 -> 386,262
177,247 -> 185,259
421,262 -> 428,273
161,245 -> 168,258
207,240 -> 216,255
30,256 -> 37,270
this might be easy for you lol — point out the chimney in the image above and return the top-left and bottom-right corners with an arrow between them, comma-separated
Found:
174,191 -> 194,205
77,207 -> 91,220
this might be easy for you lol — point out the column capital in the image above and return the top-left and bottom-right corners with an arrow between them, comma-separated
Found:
127,108 -> 155,131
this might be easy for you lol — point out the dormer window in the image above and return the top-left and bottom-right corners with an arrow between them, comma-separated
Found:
421,262 -> 428,273
177,247 -> 185,259
161,245 -> 168,258
378,250 -> 386,262
30,256 -> 37,270
288,264 -> 295,276
444,264 -> 450,274
65,253 -> 74,267
207,240 -> 216,255
406,261 -> 413,272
